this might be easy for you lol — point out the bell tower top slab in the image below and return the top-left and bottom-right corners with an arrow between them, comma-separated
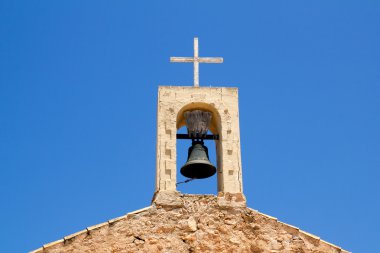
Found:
155,86 -> 244,197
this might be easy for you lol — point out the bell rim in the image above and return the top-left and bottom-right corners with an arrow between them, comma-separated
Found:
180,161 -> 216,179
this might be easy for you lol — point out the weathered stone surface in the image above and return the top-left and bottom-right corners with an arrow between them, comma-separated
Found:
217,192 -> 246,208
31,195 -> 348,253
152,191 -> 183,208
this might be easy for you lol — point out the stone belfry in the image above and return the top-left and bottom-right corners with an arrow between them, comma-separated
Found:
153,37 -> 245,207
31,38 -> 349,253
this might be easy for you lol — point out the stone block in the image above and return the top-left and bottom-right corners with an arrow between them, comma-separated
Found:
217,192 -> 246,208
152,191 -> 183,208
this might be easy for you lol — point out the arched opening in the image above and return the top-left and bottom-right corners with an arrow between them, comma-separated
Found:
176,102 -> 221,135
176,102 -> 222,194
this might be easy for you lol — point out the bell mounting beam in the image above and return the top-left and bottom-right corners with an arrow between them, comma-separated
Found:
176,134 -> 219,140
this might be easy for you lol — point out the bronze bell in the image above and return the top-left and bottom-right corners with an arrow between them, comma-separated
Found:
180,141 -> 216,179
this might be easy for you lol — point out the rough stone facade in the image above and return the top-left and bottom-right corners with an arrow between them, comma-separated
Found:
31,195 -> 348,253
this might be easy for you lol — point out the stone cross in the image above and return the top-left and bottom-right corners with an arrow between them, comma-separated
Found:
170,37 -> 223,87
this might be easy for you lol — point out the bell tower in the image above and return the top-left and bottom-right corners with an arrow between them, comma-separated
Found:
153,38 -> 246,207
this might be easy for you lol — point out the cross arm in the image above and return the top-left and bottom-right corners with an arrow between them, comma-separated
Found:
198,57 -> 223,63
170,57 -> 194,63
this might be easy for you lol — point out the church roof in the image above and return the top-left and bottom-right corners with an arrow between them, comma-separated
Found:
30,194 -> 349,253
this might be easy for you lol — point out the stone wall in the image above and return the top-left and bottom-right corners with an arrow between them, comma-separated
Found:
31,195 -> 348,253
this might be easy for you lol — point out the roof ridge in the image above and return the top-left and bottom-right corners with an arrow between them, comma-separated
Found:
29,206 -> 153,253
247,207 -> 350,253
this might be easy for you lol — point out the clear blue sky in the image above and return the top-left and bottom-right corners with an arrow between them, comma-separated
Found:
0,1 -> 379,252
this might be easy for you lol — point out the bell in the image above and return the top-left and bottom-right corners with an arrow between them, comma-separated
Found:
180,141 -> 216,179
